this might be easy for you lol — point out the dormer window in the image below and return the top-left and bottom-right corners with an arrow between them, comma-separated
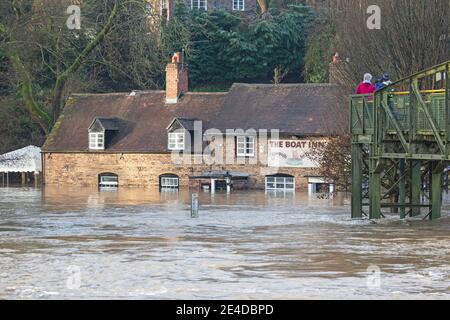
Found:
88,117 -> 120,151
89,132 -> 105,150
168,131 -> 185,150
167,117 -> 202,153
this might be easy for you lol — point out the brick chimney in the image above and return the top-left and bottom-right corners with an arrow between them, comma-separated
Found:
165,52 -> 188,104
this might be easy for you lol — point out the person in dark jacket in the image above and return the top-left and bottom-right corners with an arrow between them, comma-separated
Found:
376,73 -> 404,122
355,73 -> 376,94
375,73 -> 393,91
374,77 -> 383,91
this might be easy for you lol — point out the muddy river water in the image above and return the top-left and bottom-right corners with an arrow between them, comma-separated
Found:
0,187 -> 449,299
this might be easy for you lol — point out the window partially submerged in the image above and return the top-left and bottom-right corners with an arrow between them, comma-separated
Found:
99,173 -> 118,190
160,174 -> 180,191
88,118 -> 120,151
265,174 -> 295,191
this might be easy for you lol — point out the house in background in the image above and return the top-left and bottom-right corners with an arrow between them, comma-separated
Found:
42,53 -> 339,192
149,0 -> 257,21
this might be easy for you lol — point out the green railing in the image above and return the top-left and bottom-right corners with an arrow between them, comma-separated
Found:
350,94 -> 374,136
351,61 -> 450,221
351,92 -> 446,137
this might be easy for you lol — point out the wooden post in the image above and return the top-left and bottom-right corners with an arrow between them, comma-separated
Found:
410,160 -> 421,217
351,143 -> 363,219
431,163 -> 444,220
21,172 -> 26,186
211,179 -> 216,194
191,193 -> 199,218
308,183 -> 313,195
34,173 -> 39,188
369,171 -> 381,219
369,159 -> 383,220
6,172 -> 9,186
399,159 -> 406,218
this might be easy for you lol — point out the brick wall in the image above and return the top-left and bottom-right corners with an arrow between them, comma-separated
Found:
42,149 -> 318,190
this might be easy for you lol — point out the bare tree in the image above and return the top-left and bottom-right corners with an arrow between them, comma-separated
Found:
2,0 -> 121,134
334,0 -> 450,91
310,0 -> 450,190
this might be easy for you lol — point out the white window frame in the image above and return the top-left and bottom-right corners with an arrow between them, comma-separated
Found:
161,0 -> 167,10
89,132 -> 105,150
168,131 -> 185,151
161,176 -> 179,189
232,0 -> 245,11
265,176 -> 295,191
99,174 -> 118,188
191,0 -> 207,10
236,136 -> 255,157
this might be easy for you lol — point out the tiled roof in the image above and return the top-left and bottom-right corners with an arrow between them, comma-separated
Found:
209,83 -> 341,135
43,83 -> 340,152
43,91 -> 225,152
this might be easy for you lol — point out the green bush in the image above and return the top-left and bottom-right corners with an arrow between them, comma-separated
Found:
163,5 -> 315,88
303,22 -> 335,83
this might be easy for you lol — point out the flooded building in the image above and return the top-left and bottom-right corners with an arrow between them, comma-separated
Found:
0,145 -> 42,186
42,54 -> 339,192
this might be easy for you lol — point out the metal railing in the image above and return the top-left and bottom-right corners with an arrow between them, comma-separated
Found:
351,91 -> 447,137
350,94 -> 374,135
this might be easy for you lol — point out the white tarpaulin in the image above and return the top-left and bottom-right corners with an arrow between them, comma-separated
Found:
0,145 -> 42,173
268,140 -> 326,168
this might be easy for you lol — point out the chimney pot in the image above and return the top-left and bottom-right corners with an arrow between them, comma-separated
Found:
172,52 -> 183,64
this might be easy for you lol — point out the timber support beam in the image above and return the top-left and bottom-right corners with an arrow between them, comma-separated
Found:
350,60 -> 450,221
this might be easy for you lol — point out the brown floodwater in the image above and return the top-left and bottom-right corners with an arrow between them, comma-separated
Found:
0,186 -> 449,299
